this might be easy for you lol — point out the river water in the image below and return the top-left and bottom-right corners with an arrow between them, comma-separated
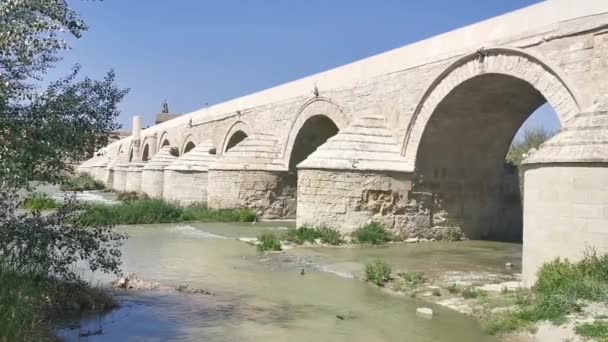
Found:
55,221 -> 521,342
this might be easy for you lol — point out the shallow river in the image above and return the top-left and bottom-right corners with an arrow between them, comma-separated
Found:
55,221 -> 521,342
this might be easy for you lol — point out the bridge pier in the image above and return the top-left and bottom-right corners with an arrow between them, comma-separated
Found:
522,104 -> 608,286
140,146 -> 178,198
109,154 -> 129,192
125,162 -> 145,193
297,116 -> 448,237
125,116 -> 145,193
207,133 -> 295,218
163,141 -> 216,205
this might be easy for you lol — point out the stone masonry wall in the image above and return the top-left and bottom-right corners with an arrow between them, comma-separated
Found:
125,169 -> 142,193
140,170 -> 165,198
522,164 -> 608,285
163,170 -> 209,205
207,170 -> 296,218
297,169 -> 446,237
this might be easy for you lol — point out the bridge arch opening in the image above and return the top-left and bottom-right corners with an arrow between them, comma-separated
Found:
161,139 -> 170,149
225,130 -> 248,152
183,141 -> 196,154
284,114 -> 339,205
413,73 -> 560,242
142,143 -> 150,161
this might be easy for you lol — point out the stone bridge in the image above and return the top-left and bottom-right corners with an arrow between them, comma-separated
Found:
79,0 -> 608,285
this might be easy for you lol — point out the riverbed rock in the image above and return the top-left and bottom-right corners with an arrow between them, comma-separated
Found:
112,273 -> 160,290
416,307 -> 433,318
176,283 -> 213,295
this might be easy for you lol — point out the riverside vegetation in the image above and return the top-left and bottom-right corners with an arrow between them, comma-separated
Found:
360,249 -> 608,341
1,1 -> 130,340
78,199 -> 257,226
255,221 -> 434,252
23,192 -> 60,210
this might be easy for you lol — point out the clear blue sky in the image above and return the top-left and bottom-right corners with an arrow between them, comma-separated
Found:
50,0 -> 558,138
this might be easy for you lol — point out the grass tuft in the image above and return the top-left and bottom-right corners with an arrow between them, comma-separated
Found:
284,226 -> 343,245
483,249 -> 608,336
397,271 -> 426,286
365,259 -> 392,286
23,192 -> 60,210
575,320 -> 608,340
462,286 -> 487,299
352,222 -> 392,245
257,232 -> 282,252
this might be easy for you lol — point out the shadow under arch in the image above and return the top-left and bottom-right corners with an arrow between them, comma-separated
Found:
402,47 -> 582,165
282,97 -> 348,164
181,134 -> 197,155
402,47 -> 582,242
220,121 -> 251,155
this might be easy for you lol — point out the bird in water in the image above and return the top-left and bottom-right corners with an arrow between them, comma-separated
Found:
251,217 -> 257,225
300,268 -> 305,276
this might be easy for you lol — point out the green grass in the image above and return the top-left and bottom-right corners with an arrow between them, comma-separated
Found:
483,250 -> 608,336
447,283 -> 460,294
60,173 -> 105,191
440,223 -> 464,241
462,286 -> 487,299
283,226 -> 344,245
397,271 -> 426,286
575,320 -> 608,341
352,222 -> 392,245
77,199 -> 256,226
23,192 -> 60,210
365,259 -> 392,286
0,262 -> 116,341
257,232 -> 282,252
116,191 -> 148,202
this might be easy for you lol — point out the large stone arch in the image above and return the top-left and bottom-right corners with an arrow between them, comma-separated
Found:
220,121 -> 251,155
402,47 -> 582,168
282,97 -> 349,166
181,134 -> 197,155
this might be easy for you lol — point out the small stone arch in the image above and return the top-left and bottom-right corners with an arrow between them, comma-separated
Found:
116,144 -> 124,158
220,121 -> 251,155
181,134 -> 197,155
140,136 -> 150,161
141,143 -> 150,161
158,131 -> 171,151
402,47 -> 582,168
282,97 -> 348,166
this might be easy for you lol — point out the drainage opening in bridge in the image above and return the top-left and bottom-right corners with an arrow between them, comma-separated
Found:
413,73 -> 559,242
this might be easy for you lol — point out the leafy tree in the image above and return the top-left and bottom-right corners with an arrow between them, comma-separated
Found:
0,0 -> 128,188
506,127 -> 556,169
0,0 -> 128,278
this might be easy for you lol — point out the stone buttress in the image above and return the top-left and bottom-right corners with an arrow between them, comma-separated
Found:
208,133 -> 295,218
108,152 -> 130,192
297,116 -> 420,235
522,101 -> 608,285
163,141 -> 217,204
141,146 -> 178,198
